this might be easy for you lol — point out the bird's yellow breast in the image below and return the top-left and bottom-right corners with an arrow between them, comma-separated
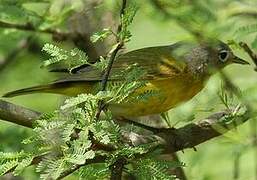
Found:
109,73 -> 205,117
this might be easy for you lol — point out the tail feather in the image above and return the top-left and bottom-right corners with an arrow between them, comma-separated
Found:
3,81 -> 95,98
3,85 -> 52,98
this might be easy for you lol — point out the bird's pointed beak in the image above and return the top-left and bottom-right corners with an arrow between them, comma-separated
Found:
232,56 -> 250,65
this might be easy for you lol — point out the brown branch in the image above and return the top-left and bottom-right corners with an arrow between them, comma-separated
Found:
122,110 -> 250,153
110,158 -> 127,180
0,99 -> 252,178
160,111 -> 250,152
0,100 -> 251,153
0,100 -> 40,128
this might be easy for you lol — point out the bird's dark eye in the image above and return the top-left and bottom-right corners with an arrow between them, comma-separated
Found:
218,50 -> 229,62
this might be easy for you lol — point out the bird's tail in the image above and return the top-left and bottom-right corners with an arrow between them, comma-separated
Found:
3,84 -> 58,98
2,81 -> 93,98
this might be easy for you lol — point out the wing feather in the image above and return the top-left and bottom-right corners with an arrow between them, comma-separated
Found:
54,43 -> 188,83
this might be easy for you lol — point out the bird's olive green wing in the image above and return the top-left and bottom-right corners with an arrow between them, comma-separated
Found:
2,43 -> 190,98
54,43 -> 188,83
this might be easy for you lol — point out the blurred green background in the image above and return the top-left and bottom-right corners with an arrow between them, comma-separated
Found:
0,0 -> 257,179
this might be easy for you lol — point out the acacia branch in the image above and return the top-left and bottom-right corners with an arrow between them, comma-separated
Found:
0,99 -> 252,178
0,100 -> 40,128
1,100 -> 250,151
121,110 -> 250,153
96,0 -> 127,178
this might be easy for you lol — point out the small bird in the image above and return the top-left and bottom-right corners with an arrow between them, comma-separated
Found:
3,41 -> 249,118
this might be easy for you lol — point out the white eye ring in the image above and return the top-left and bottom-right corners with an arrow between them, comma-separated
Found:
218,50 -> 229,62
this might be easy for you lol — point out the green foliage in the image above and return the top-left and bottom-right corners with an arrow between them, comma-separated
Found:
2,0 -> 256,179
91,28 -> 112,43
131,158 -> 183,180
13,157 -> 33,176
78,163 -> 110,180
41,44 -> 89,72
252,36 -> 257,49
0,1 -> 32,23
40,0 -> 84,30
0,151 -> 34,176
0,0 -> 83,32
218,85 -> 236,111
107,65 -> 149,104
119,4 -> 138,42
0,2 -> 167,179
235,24 -> 257,37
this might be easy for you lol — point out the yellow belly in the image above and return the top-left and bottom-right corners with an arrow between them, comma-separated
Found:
109,75 -> 205,117
53,75 -> 205,117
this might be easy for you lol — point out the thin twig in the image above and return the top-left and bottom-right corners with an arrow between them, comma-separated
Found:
104,1 -> 128,179
117,0 -> 127,37
56,0 -> 128,179
100,42 -> 124,92
57,156 -> 107,180
239,42 -> 257,71
95,0 -> 127,119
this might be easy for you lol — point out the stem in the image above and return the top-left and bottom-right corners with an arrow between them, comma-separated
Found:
95,0 -> 127,119
110,158 -> 127,180
239,42 -> 257,71
57,156 -> 107,180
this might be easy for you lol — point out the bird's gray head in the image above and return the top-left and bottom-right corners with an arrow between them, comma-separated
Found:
184,40 -> 249,77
